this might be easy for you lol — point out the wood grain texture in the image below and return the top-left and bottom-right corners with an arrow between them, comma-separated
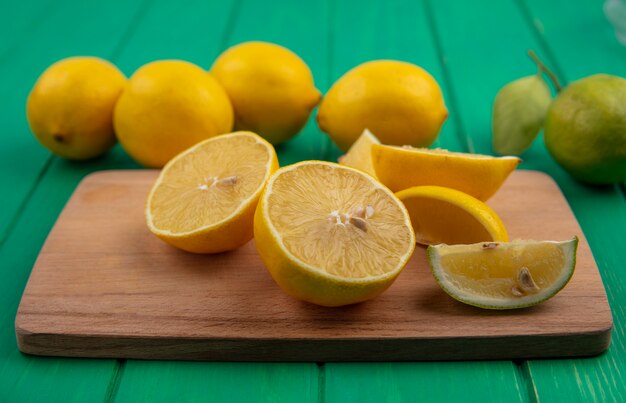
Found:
15,169 -> 612,361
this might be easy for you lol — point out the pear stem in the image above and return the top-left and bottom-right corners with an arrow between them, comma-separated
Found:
528,50 -> 562,92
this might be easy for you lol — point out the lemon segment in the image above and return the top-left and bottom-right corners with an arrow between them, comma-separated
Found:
254,161 -> 415,307
372,145 -> 521,201
396,186 -> 508,245
427,238 -> 578,309
338,128 -> 381,177
146,131 -> 278,253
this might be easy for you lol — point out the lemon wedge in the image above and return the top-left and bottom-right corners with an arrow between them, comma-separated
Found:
338,128 -> 381,177
372,145 -> 521,201
254,161 -> 415,307
146,131 -> 278,253
427,238 -> 578,309
396,186 -> 508,245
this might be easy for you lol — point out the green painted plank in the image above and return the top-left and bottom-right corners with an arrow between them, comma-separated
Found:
324,2 -> 524,402
112,0 -> 321,401
326,362 -> 528,403
0,0 -> 58,56
428,0 -> 626,401
520,0 -> 626,82
513,1 -> 626,401
0,148 -> 138,402
115,361 -> 319,403
0,0 -> 148,242
113,0 -> 238,73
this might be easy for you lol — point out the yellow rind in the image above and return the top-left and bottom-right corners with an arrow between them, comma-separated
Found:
372,144 -> 521,201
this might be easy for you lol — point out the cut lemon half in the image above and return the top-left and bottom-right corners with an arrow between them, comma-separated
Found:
396,186 -> 508,245
427,238 -> 578,309
146,131 -> 278,253
338,128 -> 381,177
254,161 -> 416,307
371,144 -> 521,201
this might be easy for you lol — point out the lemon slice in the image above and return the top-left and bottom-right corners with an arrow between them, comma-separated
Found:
427,238 -> 578,309
146,131 -> 278,253
371,144 -> 521,201
396,186 -> 508,245
254,161 -> 416,307
338,128 -> 381,177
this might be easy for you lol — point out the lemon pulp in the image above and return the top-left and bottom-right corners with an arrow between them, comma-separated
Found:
146,131 -> 278,253
266,163 -> 413,279
150,135 -> 271,234
255,161 -> 415,306
338,128 -> 381,177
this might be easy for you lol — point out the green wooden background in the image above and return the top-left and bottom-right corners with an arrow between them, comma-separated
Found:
1,0 -> 625,401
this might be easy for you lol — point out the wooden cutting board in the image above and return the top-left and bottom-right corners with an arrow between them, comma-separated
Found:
15,170 -> 612,361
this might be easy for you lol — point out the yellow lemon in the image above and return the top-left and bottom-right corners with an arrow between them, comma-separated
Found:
146,131 -> 278,253
115,60 -> 234,168
317,60 -> 447,151
372,145 -> 521,201
338,128 -> 381,177
211,41 -> 321,144
254,161 -> 415,307
27,56 -> 126,160
427,238 -> 578,309
396,186 -> 508,245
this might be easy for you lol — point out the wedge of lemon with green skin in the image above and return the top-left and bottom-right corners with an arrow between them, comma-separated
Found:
427,238 -> 578,309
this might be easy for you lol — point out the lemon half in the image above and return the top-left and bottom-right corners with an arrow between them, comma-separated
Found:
146,131 -> 278,253
254,161 -> 415,307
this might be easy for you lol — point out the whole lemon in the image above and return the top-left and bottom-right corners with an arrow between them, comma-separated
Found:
27,57 -> 126,160
210,41 -> 321,144
544,74 -> 626,184
317,60 -> 448,151
114,60 -> 234,168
